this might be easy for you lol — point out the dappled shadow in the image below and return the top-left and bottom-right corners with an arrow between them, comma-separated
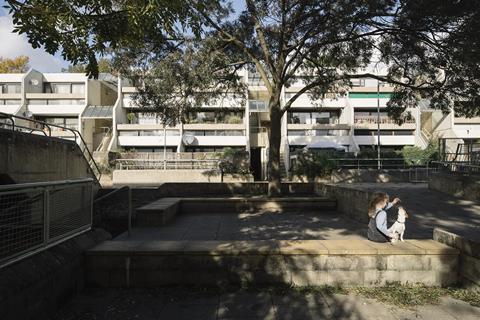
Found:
51,286 -> 372,320
322,182 -> 480,240
115,210 -> 367,241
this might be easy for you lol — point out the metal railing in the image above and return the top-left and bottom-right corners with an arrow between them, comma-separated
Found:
0,178 -> 93,269
327,158 -> 438,182
329,158 -> 410,169
353,116 -> 415,124
116,159 -> 220,170
0,112 -> 101,183
432,161 -> 480,175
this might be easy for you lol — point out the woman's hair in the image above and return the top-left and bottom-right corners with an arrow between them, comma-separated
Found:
368,192 -> 389,217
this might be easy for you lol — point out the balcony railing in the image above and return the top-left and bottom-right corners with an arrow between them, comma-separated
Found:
354,116 -> 415,124
116,159 -> 220,170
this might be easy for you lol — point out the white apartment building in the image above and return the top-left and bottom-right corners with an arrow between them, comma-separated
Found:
1,69 -> 479,181
0,69 -> 117,155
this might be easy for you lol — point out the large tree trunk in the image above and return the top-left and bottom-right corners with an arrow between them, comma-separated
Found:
267,99 -> 283,197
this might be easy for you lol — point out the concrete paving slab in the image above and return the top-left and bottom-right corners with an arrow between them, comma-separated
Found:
218,292 -> 276,319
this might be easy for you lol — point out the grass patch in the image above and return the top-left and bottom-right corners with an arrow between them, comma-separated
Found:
348,284 -> 480,309
262,284 -> 480,309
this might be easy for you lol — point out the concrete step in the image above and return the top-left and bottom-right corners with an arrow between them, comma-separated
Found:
136,198 -> 181,227
135,197 -> 336,226
85,239 -> 459,288
179,197 -> 336,213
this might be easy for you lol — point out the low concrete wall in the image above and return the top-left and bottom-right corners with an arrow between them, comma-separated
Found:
113,169 -> 254,185
331,169 -> 412,183
429,172 -> 480,202
434,228 -> 480,290
86,239 -> 459,287
0,128 -> 96,184
94,183 -> 317,236
316,183 -> 372,223
0,229 -> 111,320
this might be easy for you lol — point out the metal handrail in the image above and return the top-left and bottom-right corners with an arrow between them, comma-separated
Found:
0,112 -> 101,183
327,158 -> 432,170
94,186 -> 132,236
0,178 -> 93,191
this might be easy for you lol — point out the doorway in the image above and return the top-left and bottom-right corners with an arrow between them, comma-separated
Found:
250,147 -> 262,180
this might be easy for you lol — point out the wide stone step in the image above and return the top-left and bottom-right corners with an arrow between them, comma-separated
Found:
85,239 -> 459,288
136,197 -> 337,227
179,197 -> 337,214
136,198 -> 181,227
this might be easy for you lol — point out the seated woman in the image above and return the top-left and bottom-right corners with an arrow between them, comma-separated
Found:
367,192 -> 400,242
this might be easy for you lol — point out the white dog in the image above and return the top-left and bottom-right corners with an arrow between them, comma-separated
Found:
388,206 -> 409,243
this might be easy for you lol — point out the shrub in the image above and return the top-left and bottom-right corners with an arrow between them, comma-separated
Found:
291,150 -> 336,181
227,115 -> 243,124
218,147 -> 250,174
401,142 -> 438,166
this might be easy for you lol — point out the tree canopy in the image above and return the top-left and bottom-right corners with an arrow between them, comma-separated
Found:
6,0 -> 480,192
0,55 -> 29,73
63,58 -> 115,74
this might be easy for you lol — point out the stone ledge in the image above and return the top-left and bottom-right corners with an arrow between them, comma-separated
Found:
87,239 -> 459,256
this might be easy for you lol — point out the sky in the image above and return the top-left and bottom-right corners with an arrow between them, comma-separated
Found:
0,1 -> 69,72
0,0 -> 246,73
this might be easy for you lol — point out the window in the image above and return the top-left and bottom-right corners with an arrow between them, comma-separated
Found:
4,100 -> 21,105
43,82 -> 85,94
350,79 -> 365,87
51,83 -> 71,94
287,111 -> 340,124
184,130 -> 245,136
249,100 -> 267,111
71,83 -> 85,94
186,111 -> 244,124
36,117 -> 79,130
29,100 -> 47,105
0,83 -> 21,94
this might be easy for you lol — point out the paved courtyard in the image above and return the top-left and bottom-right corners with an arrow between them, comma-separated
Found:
115,183 -> 480,242
336,183 -> 480,241
116,211 -> 368,241
52,287 -> 480,320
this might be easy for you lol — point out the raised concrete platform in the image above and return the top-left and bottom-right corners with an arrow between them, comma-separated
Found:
136,198 -> 181,227
317,182 -> 480,240
136,197 -> 337,227
86,239 -> 459,288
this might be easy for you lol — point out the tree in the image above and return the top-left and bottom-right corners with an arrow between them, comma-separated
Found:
0,55 -> 29,73
64,58 -> 115,74
6,0 -> 480,195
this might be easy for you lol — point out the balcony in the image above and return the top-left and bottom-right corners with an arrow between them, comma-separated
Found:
286,93 -> 347,109
354,134 -> 415,146
287,128 -> 351,146
354,116 -> 416,129
350,98 -> 389,108
183,129 -> 247,146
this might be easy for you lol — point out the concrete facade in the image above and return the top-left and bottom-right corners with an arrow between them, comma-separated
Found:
0,128 -> 97,183
112,169 -> 254,185
4,70 -> 480,183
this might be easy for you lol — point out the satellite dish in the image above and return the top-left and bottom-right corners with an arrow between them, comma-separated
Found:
182,133 -> 196,145
30,79 -> 39,86
23,110 -> 33,118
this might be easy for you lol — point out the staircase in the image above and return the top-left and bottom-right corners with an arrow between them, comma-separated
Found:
279,153 -> 288,180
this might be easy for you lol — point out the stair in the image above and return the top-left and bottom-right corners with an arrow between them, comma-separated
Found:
279,153 -> 288,180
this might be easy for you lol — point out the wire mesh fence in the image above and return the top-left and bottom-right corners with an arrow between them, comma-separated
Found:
0,179 -> 93,269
